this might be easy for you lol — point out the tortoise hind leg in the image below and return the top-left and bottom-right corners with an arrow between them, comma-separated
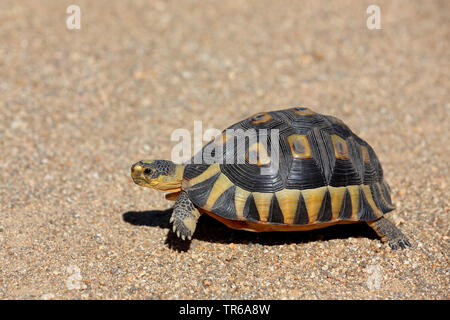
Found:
170,191 -> 201,240
367,217 -> 411,250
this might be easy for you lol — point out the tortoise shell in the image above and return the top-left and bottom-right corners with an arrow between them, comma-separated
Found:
181,107 -> 395,232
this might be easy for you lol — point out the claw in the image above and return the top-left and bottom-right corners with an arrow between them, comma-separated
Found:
181,234 -> 186,241
169,216 -> 174,223
388,238 -> 412,250
176,230 -> 180,238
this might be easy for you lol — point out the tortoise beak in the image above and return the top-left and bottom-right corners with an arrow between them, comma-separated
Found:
131,161 -> 147,186
131,161 -> 142,175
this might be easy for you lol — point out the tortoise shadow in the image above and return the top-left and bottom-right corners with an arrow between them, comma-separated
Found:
122,208 -> 379,252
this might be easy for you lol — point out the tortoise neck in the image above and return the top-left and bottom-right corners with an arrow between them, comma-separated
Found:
174,164 -> 185,181
152,164 -> 185,192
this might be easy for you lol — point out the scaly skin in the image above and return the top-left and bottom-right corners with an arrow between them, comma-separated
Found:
170,191 -> 201,240
367,217 -> 411,250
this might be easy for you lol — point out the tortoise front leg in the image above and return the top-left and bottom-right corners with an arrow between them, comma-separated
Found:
367,217 -> 411,250
170,191 -> 201,240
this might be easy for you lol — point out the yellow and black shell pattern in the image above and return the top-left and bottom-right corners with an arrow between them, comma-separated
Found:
182,107 -> 395,231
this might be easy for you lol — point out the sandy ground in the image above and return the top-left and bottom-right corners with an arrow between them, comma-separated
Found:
0,0 -> 448,300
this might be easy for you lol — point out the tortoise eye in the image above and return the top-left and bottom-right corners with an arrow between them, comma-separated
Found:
144,168 -> 153,175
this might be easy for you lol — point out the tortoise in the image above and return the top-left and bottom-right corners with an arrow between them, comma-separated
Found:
131,107 -> 410,250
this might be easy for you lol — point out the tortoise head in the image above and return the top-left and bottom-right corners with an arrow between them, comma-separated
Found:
131,160 -> 184,192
